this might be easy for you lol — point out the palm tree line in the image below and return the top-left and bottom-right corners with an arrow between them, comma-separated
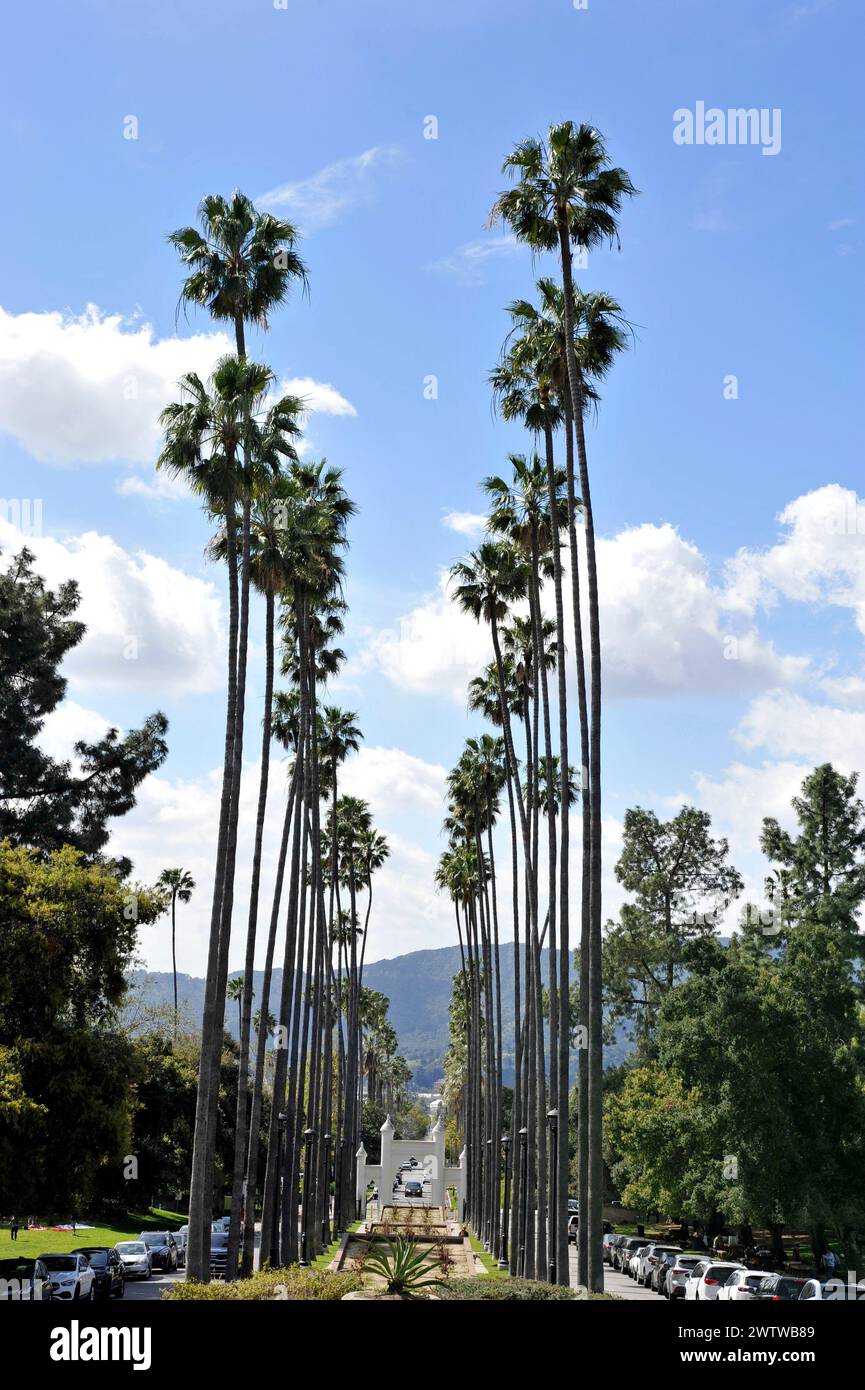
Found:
160,193 -> 397,1280
438,121 -> 635,1289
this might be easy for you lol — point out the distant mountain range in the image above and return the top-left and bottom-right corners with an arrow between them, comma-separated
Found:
128,941 -> 635,1089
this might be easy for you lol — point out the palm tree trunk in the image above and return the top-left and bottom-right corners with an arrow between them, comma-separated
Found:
186,480 -> 240,1283
227,586 -> 276,1277
504,758 -> 522,1275
543,418 -> 572,1284
241,757 -> 299,1275
200,490 -> 252,1245
171,894 -> 178,1037
260,606 -> 308,1268
485,812 -> 503,1262
281,791 -> 311,1262
557,217 -> 604,1291
563,398 -> 592,1289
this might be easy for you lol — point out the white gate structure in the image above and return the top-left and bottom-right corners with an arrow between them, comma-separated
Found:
355,1113 -> 466,1217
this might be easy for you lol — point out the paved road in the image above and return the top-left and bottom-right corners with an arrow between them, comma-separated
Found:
568,1248 -> 662,1299
123,1267 -> 185,1301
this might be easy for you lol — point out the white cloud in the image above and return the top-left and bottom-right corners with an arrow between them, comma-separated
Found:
38,700 -> 113,766
695,758 -> 809,861
596,521 -> 805,699
735,689 -> 865,770
442,510 -> 486,537
280,376 -> 357,417
356,519 -> 805,703
355,571 -> 490,701
113,744 -> 454,972
0,304 -> 230,465
0,518 -> 224,696
827,217 -> 855,232
257,146 -> 402,233
115,471 -> 193,502
429,234 -> 521,286
340,745 -> 446,814
725,484 -> 865,626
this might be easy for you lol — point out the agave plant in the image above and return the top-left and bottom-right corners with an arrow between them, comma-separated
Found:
361,1238 -> 441,1296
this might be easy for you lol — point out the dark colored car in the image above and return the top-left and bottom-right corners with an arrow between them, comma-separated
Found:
73,1246 -> 125,1299
137,1232 -> 178,1271
605,1234 -> 627,1266
753,1274 -> 809,1301
617,1236 -> 650,1272
210,1231 -> 230,1277
403,1180 -> 423,1199
651,1249 -> 681,1292
0,1256 -> 52,1300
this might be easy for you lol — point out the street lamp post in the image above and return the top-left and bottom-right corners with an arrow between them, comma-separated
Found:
518,1126 -> 528,1278
498,1134 -> 512,1270
334,1136 -> 345,1234
321,1133 -> 332,1247
548,1109 -> 559,1284
271,1112 -> 286,1265
299,1127 -> 316,1267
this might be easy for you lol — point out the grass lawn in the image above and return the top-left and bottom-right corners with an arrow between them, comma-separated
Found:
0,1208 -> 185,1261
311,1221 -> 361,1270
467,1229 -> 509,1278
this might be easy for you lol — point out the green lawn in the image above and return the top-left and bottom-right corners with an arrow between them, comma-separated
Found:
0,1208 -> 185,1261
467,1229 -> 509,1279
311,1221 -> 361,1270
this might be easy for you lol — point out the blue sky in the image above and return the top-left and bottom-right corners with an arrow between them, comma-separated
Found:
2,0 -> 863,971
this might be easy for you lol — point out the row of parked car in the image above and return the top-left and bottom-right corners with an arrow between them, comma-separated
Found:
604,1232 -> 864,1301
0,1229 -> 189,1301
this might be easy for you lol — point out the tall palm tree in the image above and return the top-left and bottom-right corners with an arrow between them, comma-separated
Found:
156,868 -> 195,1034
168,193 -> 308,1282
168,191 -> 308,358
227,975 -> 245,1041
158,354 -> 285,1280
247,691 -> 302,1274
220,466 -> 319,1279
497,276 -> 629,1281
254,471 -> 354,1268
492,122 -> 635,1289
318,704 -> 362,1232
484,454 -> 566,1276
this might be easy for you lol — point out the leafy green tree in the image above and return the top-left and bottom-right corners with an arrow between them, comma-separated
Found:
659,924 -> 865,1259
360,1101 -> 387,1163
0,549 -> 168,864
761,763 -> 865,946
604,1064 -> 722,1227
0,843 -> 163,1211
604,806 -> 742,1054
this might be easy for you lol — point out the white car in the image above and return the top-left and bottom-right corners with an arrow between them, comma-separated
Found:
115,1240 -> 152,1280
684,1261 -> 740,1300
39,1252 -> 95,1301
799,1277 -> 865,1301
628,1244 -> 652,1279
664,1253 -> 708,1299
717,1267 -> 775,1301
636,1243 -> 681,1287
